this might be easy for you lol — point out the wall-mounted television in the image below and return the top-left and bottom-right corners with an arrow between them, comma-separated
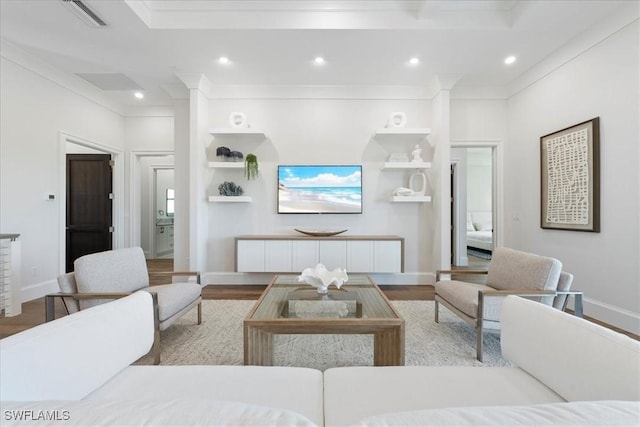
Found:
278,165 -> 362,214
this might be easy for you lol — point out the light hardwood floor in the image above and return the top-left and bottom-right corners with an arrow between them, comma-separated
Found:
1,258 -> 637,341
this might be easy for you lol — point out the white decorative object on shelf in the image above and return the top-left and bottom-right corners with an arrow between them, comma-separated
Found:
409,171 -> 427,196
298,263 -> 349,294
411,144 -> 424,163
393,187 -> 414,197
388,153 -> 409,163
386,112 -> 407,128
229,112 -> 249,128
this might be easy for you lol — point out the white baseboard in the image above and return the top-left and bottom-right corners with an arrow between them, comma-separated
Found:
580,297 -> 640,336
202,272 -> 436,286
21,279 -> 59,302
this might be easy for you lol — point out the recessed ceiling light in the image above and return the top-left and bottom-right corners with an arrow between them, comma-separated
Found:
134,91 -> 144,99
504,55 -> 517,65
409,57 -> 420,65
218,56 -> 230,64
314,57 -> 325,65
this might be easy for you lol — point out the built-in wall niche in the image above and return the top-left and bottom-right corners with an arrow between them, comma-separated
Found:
207,126 -> 268,203
374,127 -> 433,203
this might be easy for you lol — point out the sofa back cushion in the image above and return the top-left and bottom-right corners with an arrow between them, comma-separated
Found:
0,291 -> 154,401
74,247 -> 149,309
487,248 -> 561,305
501,296 -> 640,402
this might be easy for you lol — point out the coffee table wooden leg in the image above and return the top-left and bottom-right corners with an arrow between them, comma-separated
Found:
373,325 -> 405,366
244,325 -> 273,366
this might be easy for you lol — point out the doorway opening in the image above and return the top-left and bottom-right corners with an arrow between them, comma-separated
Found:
129,151 -> 174,260
152,167 -> 175,259
450,142 -> 502,268
65,153 -> 112,272
59,133 -> 123,275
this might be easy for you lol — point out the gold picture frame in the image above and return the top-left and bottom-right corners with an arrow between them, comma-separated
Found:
540,118 -> 600,232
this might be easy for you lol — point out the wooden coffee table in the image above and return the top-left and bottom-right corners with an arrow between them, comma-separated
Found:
244,274 -> 405,366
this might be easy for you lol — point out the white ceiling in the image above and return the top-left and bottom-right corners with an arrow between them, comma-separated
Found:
0,0 -> 631,108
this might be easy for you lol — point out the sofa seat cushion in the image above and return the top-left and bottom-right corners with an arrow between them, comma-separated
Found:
435,280 -> 502,321
323,366 -> 564,426
0,399 -> 317,426
150,283 -> 201,322
353,401 -> 640,427
85,366 -> 324,426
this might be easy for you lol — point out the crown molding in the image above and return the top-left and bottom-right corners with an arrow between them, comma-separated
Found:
0,39 -> 127,116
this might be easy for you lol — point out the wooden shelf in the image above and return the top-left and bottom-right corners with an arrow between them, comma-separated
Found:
383,162 -> 432,169
390,196 -> 431,203
208,161 -> 245,169
208,196 -> 252,203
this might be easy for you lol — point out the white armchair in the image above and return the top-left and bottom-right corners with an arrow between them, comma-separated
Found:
47,247 -> 202,364
435,247 -> 582,362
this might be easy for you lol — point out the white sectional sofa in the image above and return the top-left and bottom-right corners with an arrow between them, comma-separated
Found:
1,292 -> 638,426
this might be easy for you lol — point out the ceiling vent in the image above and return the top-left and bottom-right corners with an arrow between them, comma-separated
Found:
61,0 -> 107,27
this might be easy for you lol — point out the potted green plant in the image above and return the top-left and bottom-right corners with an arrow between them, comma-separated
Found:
245,154 -> 258,180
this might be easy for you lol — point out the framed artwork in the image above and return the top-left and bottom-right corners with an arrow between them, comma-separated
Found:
540,117 -> 600,232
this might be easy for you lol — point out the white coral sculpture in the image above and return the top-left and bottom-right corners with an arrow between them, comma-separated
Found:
298,264 -> 349,293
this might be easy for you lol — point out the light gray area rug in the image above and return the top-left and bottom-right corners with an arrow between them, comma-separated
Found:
139,300 -> 511,369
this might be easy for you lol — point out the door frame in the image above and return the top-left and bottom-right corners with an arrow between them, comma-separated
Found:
129,151 -> 174,253
450,140 -> 504,259
58,132 -> 124,275
450,158 -> 468,266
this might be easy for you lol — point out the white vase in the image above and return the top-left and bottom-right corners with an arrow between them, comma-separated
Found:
409,172 -> 427,196
229,112 -> 248,128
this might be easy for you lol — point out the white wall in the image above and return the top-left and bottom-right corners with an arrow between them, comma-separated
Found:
466,148 -> 492,213
0,55 -> 126,301
506,21 -> 640,333
205,99 -> 433,283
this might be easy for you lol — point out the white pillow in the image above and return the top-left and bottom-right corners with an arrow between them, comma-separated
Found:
466,220 -> 475,231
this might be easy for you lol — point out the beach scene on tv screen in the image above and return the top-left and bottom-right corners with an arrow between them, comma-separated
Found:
278,166 -> 362,213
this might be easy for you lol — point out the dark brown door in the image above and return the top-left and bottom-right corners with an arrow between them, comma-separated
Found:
66,154 -> 113,272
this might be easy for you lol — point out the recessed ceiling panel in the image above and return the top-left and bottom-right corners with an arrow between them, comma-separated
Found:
75,73 -> 143,90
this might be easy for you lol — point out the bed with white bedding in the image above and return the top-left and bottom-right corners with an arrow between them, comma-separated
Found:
466,211 -> 493,252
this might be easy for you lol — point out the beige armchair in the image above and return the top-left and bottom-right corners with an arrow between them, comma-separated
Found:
46,247 -> 202,364
435,247 -> 582,362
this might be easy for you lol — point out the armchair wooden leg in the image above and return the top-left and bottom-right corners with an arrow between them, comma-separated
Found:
477,290 -> 484,362
197,301 -> 202,325
476,321 -> 484,362
150,292 -> 161,365
45,295 -> 56,322
434,300 -> 439,323
574,293 -> 584,318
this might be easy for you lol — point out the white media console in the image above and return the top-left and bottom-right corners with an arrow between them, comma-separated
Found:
235,235 -> 404,273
